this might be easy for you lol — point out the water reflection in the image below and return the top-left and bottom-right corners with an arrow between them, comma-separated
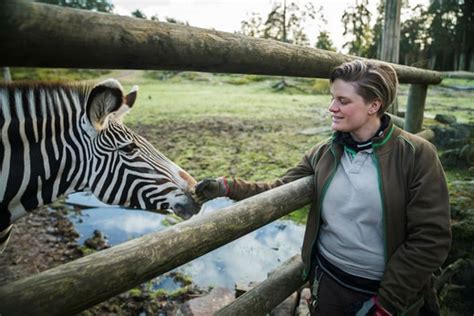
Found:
66,192 -> 305,290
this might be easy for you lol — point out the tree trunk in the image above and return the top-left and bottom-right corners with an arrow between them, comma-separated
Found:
282,0 -> 287,43
379,0 -> 401,115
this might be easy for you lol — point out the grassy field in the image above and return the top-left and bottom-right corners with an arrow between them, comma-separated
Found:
102,70 -> 472,223
10,68 -> 473,222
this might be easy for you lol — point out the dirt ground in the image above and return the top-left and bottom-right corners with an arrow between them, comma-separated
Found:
0,206 -> 82,286
0,206 -> 205,315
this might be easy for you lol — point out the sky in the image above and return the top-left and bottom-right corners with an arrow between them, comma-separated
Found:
111,0 -> 429,53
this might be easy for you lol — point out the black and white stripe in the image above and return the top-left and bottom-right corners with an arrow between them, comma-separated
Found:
0,79 -> 198,250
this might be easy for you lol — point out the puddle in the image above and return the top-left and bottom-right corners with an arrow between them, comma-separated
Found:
149,274 -> 186,293
66,192 -> 305,291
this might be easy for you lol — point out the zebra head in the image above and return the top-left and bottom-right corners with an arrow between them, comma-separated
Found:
82,79 -> 199,219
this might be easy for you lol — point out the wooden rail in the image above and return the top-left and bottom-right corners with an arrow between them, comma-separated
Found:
0,177 -> 313,315
0,1 -> 441,85
216,255 -> 305,315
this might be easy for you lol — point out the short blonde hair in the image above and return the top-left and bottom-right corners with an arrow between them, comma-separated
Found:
330,60 -> 398,115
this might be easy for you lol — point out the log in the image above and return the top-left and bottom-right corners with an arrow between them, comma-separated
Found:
215,255 -> 305,316
0,1 -> 442,84
404,84 -> 428,133
0,176 -> 314,315
387,113 -> 405,129
387,115 -> 434,142
415,129 -> 434,141
441,71 -> 474,80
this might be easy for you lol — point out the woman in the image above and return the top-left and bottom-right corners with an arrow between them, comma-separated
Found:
195,60 -> 451,315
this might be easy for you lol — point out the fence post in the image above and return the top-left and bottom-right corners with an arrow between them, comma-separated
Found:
404,84 -> 428,133
215,255 -> 305,316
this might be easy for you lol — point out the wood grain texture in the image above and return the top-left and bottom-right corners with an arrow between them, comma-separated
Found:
0,1 -> 441,84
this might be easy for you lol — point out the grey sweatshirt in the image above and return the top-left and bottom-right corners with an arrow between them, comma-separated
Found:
317,147 -> 385,280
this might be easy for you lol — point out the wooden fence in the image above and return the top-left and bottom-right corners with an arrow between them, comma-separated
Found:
0,177 -> 313,315
0,1 -> 443,314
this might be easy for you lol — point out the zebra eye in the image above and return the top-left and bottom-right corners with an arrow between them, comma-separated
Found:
119,143 -> 139,153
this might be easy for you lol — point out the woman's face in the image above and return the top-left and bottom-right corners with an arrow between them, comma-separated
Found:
328,79 -> 380,141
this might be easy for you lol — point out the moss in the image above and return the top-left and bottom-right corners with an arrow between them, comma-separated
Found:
161,214 -> 183,227
78,246 -> 96,256
153,289 -> 168,299
283,206 -> 310,224
168,286 -> 189,299
128,288 -> 143,298
172,272 -> 193,286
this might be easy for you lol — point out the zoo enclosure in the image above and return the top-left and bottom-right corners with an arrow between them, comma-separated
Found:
0,1 -> 442,315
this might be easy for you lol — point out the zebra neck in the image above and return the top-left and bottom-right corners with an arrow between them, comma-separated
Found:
0,85 -> 92,225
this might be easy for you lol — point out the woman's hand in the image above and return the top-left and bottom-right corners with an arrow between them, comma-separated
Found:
194,177 -> 230,204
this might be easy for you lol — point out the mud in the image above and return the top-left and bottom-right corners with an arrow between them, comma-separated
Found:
0,205 -> 81,286
0,205 -> 206,315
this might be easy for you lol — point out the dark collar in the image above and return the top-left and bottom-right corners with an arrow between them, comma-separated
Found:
334,114 -> 391,153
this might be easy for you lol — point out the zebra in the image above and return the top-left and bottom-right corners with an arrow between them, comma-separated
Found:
0,78 -> 199,253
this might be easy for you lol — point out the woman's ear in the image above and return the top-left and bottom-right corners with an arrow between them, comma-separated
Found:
86,79 -> 124,131
368,99 -> 382,115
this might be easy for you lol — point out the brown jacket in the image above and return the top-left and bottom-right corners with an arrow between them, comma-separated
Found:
226,121 -> 451,315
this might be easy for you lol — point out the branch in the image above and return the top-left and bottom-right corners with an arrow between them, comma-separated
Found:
435,258 -> 466,291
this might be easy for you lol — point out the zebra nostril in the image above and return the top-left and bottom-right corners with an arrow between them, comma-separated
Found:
161,203 -> 170,210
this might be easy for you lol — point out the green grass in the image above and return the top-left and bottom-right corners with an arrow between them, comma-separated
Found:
122,75 -> 333,180
11,67 -> 110,81
123,80 -> 331,125
11,69 -> 471,223
118,73 -> 334,222
398,83 -> 473,124
117,71 -> 473,223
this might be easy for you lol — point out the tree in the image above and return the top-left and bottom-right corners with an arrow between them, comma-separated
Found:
34,0 -> 113,12
399,5 -> 430,67
165,17 -> 190,26
313,6 -> 336,52
367,1 -> 384,60
427,0 -> 473,71
131,9 -> 146,19
240,1 -> 315,46
241,13 -> 264,38
315,31 -> 336,51
341,0 -> 374,57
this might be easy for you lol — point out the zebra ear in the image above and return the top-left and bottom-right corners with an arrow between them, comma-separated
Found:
125,85 -> 139,108
87,79 -> 124,131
